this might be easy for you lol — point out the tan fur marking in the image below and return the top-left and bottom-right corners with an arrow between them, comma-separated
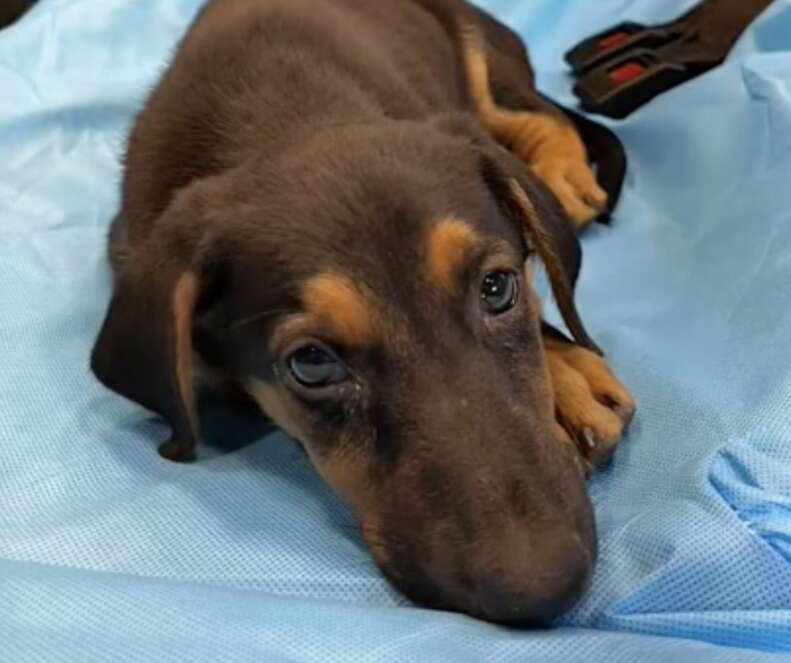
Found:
545,338 -> 634,412
246,379 -> 306,441
460,28 -> 582,162
547,352 -> 623,438
246,378 -> 376,518
424,218 -> 481,293
544,338 -> 635,469
302,273 -> 377,347
459,25 -> 607,226
173,271 -> 201,441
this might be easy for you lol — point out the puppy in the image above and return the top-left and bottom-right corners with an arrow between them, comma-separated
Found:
91,0 -> 635,624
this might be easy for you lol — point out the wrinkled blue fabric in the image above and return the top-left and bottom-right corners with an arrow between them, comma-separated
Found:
2,0 -> 791,660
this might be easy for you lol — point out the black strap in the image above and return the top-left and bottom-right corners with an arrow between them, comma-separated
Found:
565,0 -> 775,119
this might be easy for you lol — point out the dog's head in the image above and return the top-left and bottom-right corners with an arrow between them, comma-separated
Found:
92,116 -> 597,624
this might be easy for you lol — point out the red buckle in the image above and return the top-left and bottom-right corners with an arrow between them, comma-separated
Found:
598,32 -> 631,51
573,49 -> 690,119
609,62 -> 646,84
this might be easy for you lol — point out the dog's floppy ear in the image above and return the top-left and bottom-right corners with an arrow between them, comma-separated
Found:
91,182 -> 224,461
479,145 -> 601,355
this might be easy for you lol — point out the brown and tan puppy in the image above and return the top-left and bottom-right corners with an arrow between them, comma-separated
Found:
91,0 -> 635,625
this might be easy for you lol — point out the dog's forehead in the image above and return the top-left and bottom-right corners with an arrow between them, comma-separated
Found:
240,174 -> 496,279
230,127 -> 525,340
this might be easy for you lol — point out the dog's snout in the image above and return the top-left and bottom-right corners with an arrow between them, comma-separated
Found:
372,517 -> 595,625
471,532 -> 593,625
361,414 -> 597,623
474,570 -> 587,625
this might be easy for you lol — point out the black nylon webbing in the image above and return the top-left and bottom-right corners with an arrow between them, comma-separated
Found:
668,0 -> 775,65
566,0 -> 777,118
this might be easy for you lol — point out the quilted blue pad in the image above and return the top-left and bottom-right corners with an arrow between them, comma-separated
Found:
2,1 -> 791,660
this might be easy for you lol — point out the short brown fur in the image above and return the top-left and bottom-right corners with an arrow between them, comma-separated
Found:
90,0 -> 634,626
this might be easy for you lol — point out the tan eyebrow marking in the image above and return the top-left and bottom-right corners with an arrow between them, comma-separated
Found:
424,217 -> 482,294
300,272 -> 378,347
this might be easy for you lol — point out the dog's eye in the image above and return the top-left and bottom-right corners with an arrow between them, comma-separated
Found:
288,344 -> 348,387
481,270 -> 519,315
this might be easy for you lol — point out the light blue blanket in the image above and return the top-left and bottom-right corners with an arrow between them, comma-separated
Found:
2,1 -> 791,660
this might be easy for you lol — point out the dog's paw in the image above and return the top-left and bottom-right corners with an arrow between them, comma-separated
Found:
531,156 -> 608,228
545,337 -> 635,471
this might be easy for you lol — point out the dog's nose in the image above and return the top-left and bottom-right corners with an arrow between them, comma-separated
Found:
472,533 -> 593,625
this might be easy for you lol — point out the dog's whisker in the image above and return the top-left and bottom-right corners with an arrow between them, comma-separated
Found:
224,308 -> 292,330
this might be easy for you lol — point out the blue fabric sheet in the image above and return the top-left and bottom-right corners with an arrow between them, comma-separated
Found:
2,0 -> 791,660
